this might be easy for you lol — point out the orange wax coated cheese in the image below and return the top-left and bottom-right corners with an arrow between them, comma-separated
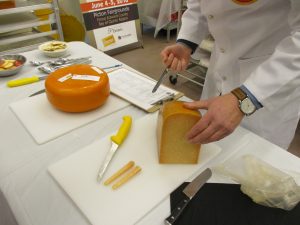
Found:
157,101 -> 202,164
45,64 -> 110,112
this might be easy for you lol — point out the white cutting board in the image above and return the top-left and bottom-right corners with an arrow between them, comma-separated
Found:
9,94 -> 130,144
48,113 -> 222,225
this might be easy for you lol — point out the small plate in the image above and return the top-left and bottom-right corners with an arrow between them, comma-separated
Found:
39,41 -> 69,58
0,54 -> 26,77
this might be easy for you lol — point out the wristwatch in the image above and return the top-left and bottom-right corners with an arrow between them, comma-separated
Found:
231,87 -> 257,116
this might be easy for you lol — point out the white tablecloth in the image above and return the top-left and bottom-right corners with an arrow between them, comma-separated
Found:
138,0 -> 182,37
0,41 -> 299,225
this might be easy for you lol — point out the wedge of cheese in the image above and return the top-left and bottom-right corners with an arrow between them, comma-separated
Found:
45,64 -> 110,112
157,101 -> 201,164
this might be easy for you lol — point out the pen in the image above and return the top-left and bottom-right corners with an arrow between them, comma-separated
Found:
150,93 -> 175,105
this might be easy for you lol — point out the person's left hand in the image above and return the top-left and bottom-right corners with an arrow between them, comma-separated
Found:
183,93 -> 244,144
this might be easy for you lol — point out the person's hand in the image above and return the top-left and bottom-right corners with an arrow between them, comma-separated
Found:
160,43 -> 192,72
183,93 -> 244,144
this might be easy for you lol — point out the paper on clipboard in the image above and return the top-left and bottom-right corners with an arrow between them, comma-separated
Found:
108,68 -> 184,112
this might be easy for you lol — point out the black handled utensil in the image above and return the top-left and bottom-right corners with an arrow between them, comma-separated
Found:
165,168 -> 212,225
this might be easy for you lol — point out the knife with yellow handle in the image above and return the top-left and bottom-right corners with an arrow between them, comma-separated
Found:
7,75 -> 47,87
7,64 -> 122,88
97,116 -> 132,182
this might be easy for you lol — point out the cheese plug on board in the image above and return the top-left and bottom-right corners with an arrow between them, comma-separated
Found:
112,166 -> 142,190
104,161 -> 135,186
45,64 -> 110,113
157,101 -> 202,164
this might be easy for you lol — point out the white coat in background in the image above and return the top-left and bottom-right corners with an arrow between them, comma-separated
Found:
177,0 -> 300,149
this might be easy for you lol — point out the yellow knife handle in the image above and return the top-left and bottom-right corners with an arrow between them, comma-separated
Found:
7,76 -> 40,87
110,116 -> 132,145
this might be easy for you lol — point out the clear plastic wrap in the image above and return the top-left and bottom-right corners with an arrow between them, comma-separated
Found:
214,154 -> 300,210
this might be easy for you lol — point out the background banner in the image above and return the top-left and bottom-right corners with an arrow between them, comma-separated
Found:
80,0 -> 143,54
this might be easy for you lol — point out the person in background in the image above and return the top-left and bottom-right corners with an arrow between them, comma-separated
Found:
161,0 -> 300,150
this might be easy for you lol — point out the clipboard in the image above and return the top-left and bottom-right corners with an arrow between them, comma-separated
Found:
108,68 -> 184,112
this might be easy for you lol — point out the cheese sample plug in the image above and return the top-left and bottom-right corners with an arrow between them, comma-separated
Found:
157,101 -> 201,164
45,64 -> 110,113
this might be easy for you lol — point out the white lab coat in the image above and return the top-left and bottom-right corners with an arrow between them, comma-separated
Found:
177,0 -> 300,149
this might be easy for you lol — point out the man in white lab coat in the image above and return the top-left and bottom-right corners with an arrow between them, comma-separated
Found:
161,0 -> 300,149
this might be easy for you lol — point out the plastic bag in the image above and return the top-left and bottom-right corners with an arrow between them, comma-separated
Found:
213,154 -> 300,210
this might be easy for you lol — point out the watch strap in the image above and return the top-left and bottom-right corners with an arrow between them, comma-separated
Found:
231,88 -> 247,101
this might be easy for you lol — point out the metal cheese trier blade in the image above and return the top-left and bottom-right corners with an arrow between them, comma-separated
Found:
165,168 -> 212,225
152,68 -> 169,93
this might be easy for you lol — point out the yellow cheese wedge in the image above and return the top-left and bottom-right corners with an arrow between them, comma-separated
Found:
157,101 -> 201,164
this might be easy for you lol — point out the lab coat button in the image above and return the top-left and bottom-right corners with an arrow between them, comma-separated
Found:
220,48 -> 226,53
222,76 -> 227,81
208,15 -> 214,19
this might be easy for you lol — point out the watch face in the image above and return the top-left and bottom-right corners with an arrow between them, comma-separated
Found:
240,98 -> 256,115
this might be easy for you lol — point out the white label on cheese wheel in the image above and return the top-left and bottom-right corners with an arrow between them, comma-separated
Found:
91,66 -> 104,74
58,73 -> 73,82
71,74 -> 100,81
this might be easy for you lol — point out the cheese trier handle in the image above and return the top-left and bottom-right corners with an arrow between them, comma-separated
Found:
112,166 -> 142,190
104,161 -> 135,185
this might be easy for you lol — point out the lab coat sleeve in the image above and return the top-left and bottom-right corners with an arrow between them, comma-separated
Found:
244,1 -> 300,111
177,0 -> 209,45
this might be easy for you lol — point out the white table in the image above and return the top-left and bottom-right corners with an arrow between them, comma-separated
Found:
0,41 -> 299,225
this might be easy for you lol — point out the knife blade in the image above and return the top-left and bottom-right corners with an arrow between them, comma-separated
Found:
152,68 -> 169,93
165,168 -> 212,225
97,116 -> 132,182
7,57 -> 92,88
29,89 -> 46,97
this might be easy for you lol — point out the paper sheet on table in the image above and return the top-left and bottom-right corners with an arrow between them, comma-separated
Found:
108,68 -> 183,112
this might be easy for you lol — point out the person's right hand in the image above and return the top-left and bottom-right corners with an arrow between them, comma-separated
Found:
160,43 -> 192,72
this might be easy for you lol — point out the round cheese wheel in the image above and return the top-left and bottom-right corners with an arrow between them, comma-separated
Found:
45,64 -> 110,112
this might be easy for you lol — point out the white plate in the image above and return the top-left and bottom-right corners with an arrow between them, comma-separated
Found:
39,41 -> 69,58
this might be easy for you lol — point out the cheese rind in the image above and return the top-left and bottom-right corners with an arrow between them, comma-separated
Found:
45,64 -> 110,112
157,101 -> 201,164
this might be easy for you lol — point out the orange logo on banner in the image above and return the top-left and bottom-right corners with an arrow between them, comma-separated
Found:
232,0 -> 257,5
